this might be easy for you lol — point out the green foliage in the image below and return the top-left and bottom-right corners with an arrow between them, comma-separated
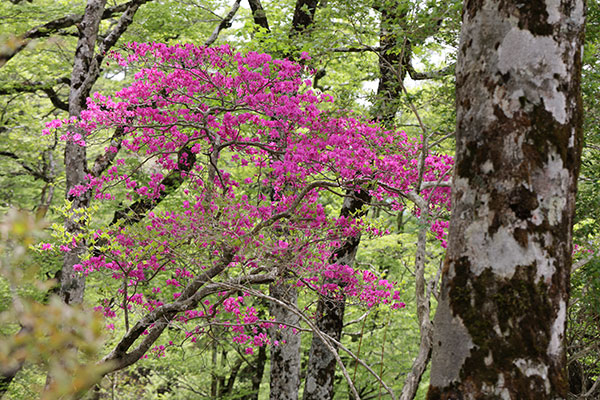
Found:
0,0 -> 457,399
0,210 -> 108,399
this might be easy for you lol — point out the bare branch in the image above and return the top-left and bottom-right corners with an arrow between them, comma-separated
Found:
572,252 -> 595,273
0,151 -> 49,182
110,145 -> 196,225
204,0 -> 242,47
407,62 -> 455,81
90,127 -> 126,177
0,77 -> 70,110
0,0 -> 150,67
329,46 -> 382,53
97,0 -> 150,56
420,180 -> 452,191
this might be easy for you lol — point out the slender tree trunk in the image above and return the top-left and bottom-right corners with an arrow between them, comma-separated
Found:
303,5 -> 410,397
428,1 -> 585,398
400,225 -> 434,400
269,283 -> 301,400
245,345 -> 267,400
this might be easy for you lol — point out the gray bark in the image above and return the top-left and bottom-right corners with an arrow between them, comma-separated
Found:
61,0 -> 107,305
427,0 -> 585,398
204,0 -> 242,46
61,0 -> 148,304
269,284 -> 301,400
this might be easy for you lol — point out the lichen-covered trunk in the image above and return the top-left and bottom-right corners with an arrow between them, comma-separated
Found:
371,3 -> 408,125
60,0 -> 107,305
427,1 -> 585,399
303,190 -> 369,400
269,283 -> 301,400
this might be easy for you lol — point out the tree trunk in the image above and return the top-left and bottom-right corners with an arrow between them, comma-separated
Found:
302,4 -> 409,396
269,283 -> 301,400
60,0 -> 148,305
60,0 -> 107,306
427,1 -> 585,398
371,2 -> 409,125
303,190 -> 370,400
290,0 -> 319,37
244,345 -> 267,400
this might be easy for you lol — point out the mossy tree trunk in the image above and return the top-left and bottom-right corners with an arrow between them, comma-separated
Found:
427,0 -> 585,398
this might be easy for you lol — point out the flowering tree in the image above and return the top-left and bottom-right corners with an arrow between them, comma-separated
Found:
42,42 -> 452,396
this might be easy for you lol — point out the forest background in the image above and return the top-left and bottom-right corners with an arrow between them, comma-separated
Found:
0,0 -> 598,399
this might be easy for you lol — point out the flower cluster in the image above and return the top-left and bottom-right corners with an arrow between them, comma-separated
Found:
43,43 -> 452,355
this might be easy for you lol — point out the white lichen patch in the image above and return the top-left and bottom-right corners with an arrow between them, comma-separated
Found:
466,225 -> 530,278
429,297 -> 474,388
536,256 -> 556,285
493,86 -> 526,119
548,299 -> 566,357
514,358 -> 551,394
569,128 -> 575,148
572,0 -> 585,25
545,0 -> 562,24
497,28 -> 568,124
480,159 -> 494,174
465,222 -> 556,282
532,149 -> 570,226
484,351 -> 494,366
482,374 -> 511,400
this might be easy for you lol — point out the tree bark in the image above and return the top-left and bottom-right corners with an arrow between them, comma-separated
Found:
60,0 -> 107,305
290,0 -> 319,37
248,0 -> 270,31
266,3 -> 319,399
243,345 -> 267,400
427,1 -> 585,398
269,283 -> 301,400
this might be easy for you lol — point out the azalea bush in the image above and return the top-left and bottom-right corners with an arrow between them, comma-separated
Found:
41,42 -> 452,368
